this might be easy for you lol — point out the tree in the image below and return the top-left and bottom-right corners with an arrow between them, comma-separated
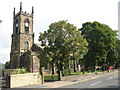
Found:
38,20 -> 88,78
116,40 -> 120,68
5,61 -> 10,69
0,62 -> 5,70
80,21 -> 118,71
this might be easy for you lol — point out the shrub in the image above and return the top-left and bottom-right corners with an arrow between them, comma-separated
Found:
12,67 -> 27,74
62,68 -> 70,76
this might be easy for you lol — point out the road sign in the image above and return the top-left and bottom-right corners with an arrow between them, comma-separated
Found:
34,69 -> 38,72
103,64 -> 107,66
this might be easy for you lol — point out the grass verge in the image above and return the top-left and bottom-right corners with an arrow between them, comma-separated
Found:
44,70 -> 103,80
44,74 -> 58,80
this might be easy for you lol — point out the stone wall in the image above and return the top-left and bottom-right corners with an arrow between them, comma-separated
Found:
10,73 -> 41,88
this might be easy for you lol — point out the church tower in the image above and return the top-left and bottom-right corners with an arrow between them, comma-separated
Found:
10,2 -> 39,72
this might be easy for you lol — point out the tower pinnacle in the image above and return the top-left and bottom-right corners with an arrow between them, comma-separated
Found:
32,6 -> 34,14
13,7 -> 15,17
20,2 -> 22,11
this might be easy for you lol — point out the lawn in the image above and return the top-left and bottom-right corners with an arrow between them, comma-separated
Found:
70,70 -> 103,75
70,71 -> 90,75
44,74 -> 58,80
44,70 -> 103,80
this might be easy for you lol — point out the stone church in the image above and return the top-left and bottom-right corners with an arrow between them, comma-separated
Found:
10,2 -> 40,73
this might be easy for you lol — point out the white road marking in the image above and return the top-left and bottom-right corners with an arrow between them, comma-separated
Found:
105,74 -> 118,80
89,81 -> 102,86
106,77 -> 112,80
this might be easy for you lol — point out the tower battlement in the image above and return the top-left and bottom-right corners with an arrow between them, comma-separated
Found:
13,2 -> 34,18
14,11 -> 33,18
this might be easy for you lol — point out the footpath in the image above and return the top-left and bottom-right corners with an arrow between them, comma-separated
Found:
21,70 -> 118,88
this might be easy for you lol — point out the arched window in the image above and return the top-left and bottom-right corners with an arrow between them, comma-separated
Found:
24,18 -> 29,34
16,19 -> 18,34
25,42 -> 29,50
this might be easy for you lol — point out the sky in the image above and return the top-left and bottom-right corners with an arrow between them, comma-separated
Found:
0,0 -> 119,64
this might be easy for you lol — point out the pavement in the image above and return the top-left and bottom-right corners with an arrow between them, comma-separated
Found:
21,70 -> 118,88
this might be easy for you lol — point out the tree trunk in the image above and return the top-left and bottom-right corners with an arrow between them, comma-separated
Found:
73,60 -> 77,72
52,63 -> 55,75
78,64 -> 81,72
58,69 -> 62,81
57,63 -> 62,81
69,63 -> 71,73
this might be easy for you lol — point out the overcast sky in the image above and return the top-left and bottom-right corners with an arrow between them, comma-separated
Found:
0,0 -> 119,64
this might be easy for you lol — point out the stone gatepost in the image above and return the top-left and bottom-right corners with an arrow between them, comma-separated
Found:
6,72 -> 10,88
41,67 -> 45,84
47,63 -> 51,74
78,65 -> 81,72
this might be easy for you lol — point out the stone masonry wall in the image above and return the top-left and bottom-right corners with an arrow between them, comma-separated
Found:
10,73 -> 41,88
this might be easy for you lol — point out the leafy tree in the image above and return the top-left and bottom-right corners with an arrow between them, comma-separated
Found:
0,62 -> 5,70
80,21 -> 118,71
4,61 -> 10,69
38,20 -> 88,78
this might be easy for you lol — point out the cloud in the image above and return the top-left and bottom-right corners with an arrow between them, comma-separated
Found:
0,48 -> 10,64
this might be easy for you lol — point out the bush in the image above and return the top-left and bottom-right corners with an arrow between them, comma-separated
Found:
44,74 -> 58,80
12,67 -> 27,74
62,68 -> 70,76
4,61 -> 10,69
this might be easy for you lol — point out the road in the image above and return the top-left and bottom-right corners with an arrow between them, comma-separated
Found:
0,77 -> 6,88
58,72 -> 118,88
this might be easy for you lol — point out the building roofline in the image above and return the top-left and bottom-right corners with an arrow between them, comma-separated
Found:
0,20 -> 2,23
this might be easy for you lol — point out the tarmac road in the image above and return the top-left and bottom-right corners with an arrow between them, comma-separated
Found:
58,71 -> 118,88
